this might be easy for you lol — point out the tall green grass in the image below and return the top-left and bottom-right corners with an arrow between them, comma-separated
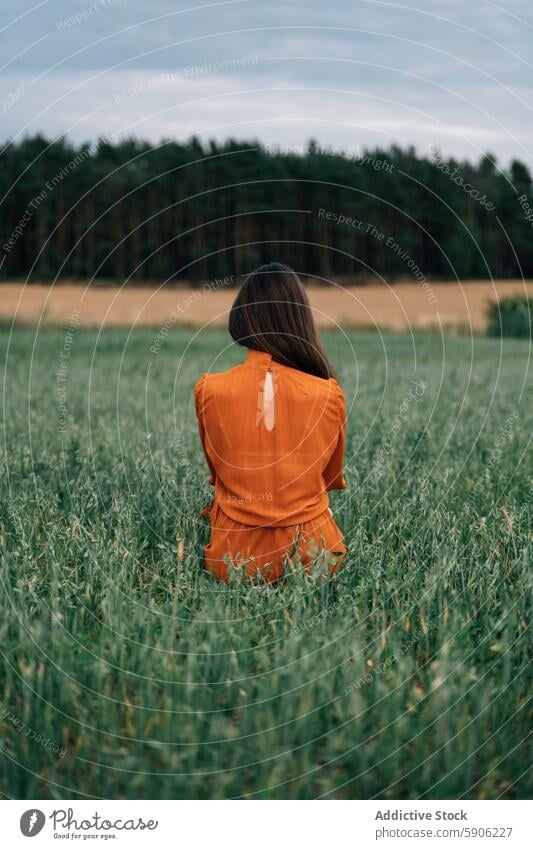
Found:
0,327 -> 531,799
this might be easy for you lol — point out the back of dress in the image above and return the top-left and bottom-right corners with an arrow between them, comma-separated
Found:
194,349 -> 346,527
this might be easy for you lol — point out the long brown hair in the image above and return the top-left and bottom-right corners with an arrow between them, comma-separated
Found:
228,263 -> 335,380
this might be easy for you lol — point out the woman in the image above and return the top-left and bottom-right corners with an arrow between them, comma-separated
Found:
194,262 -> 347,582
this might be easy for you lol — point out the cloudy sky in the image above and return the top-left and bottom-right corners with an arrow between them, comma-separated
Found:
2,0 -> 532,164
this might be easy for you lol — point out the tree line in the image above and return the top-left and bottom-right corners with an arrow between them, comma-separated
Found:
1,135 -> 532,284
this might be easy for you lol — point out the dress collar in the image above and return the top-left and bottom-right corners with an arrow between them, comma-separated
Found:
245,348 -> 273,368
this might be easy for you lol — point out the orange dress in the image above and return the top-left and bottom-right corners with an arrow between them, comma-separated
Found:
194,349 -> 347,582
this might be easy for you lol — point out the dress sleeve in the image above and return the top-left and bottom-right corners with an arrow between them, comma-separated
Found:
194,374 -> 216,486
323,381 -> 347,491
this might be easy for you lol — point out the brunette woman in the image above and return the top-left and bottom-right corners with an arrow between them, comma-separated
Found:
194,263 -> 347,582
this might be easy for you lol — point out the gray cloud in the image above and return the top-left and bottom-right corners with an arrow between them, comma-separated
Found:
2,0 -> 532,164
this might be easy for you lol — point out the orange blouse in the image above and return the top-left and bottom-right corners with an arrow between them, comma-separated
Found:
194,349 -> 346,527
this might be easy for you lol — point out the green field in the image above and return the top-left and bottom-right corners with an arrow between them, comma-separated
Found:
0,326 -> 531,799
